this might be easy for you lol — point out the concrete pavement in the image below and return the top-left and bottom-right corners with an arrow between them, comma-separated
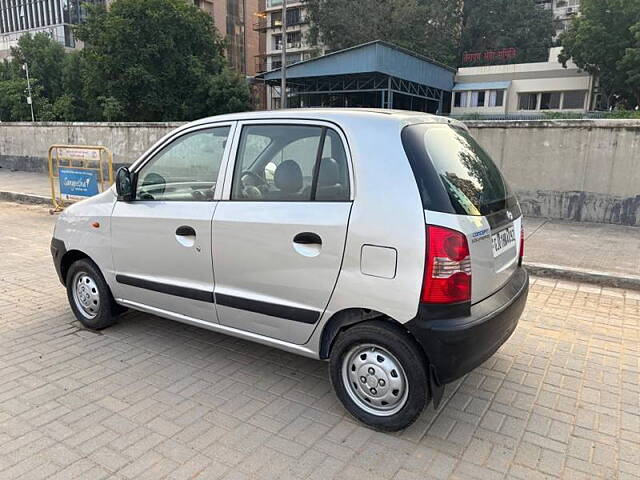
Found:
0,170 -> 51,204
0,200 -> 639,479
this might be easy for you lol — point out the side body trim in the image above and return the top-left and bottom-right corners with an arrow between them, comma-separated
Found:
215,293 -> 320,324
115,274 -> 214,303
115,275 -> 321,324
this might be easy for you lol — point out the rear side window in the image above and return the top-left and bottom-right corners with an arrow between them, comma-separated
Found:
231,124 -> 350,202
401,124 -> 515,216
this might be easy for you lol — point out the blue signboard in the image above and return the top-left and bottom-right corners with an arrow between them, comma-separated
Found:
59,168 -> 99,197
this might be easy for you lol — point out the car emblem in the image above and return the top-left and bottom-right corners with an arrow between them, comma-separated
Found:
506,211 -> 513,220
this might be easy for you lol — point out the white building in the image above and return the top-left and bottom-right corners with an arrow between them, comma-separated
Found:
451,47 -> 594,116
0,0 -> 105,59
535,0 -> 581,37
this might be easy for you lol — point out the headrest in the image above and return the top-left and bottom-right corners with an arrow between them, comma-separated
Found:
274,160 -> 303,193
318,157 -> 340,186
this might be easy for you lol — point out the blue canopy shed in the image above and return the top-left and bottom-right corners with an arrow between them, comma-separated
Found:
255,40 -> 456,113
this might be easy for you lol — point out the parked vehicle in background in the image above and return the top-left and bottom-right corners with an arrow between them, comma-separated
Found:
51,109 -> 528,431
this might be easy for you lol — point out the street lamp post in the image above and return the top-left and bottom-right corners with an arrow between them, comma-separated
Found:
280,0 -> 287,109
22,63 -> 35,122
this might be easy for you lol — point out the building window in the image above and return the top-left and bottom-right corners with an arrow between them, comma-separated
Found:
287,31 -> 302,48
271,54 -> 301,69
287,8 -> 301,25
540,92 -> 561,110
267,0 -> 283,7
274,31 -> 302,50
518,93 -> 539,110
454,90 -> 502,108
562,90 -> 586,109
518,90 -> 587,111
454,92 -> 467,108
271,11 -> 282,27
271,8 -> 300,26
488,90 -> 504,107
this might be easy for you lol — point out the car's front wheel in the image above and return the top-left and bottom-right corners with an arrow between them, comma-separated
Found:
329,320 -> 429,431
66,258 -> 119,330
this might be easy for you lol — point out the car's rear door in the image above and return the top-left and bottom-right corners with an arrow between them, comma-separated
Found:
211,120 -> 353,344
110,123 -> 235,322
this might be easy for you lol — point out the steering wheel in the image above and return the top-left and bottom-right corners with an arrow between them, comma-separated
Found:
240,170 -> 266,187
239,171 -> 268,199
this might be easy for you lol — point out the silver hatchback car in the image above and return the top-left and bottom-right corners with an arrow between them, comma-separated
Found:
51,109 -> 528,431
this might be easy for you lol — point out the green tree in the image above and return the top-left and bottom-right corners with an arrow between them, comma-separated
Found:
0,77 -> 49,121
459,0 -> 555,65
0,33 -> 85,121
560,0 -> 640,108
74,0 -> 253,121
621,22 -> 640,106
9,33 -> 66,100
306,0 -> 463,67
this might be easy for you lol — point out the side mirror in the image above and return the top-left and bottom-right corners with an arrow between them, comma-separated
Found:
115,166 -> 134,201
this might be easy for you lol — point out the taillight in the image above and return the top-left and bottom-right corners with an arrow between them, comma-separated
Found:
422,225 -> 471,304
518,226 -> 524,266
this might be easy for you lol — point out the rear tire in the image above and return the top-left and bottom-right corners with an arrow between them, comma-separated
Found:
329,320 -> 428,431
66,258 -> 119,330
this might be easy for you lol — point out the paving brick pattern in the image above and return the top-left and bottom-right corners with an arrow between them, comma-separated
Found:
1,201 -> 639,479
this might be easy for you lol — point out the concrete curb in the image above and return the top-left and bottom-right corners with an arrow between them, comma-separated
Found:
0,190 -> 51,206
525,262 -> 640,291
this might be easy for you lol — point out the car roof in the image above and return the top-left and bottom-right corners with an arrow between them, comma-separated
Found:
188,108 -> 467,130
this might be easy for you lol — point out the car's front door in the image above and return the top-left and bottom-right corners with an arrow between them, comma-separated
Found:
212,121 -> 353,344
110,123 -> 234,323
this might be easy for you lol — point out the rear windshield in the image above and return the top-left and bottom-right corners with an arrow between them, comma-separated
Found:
401,123 -> 515,216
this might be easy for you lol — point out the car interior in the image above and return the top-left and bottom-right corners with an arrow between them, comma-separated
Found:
234,126 -> 349,202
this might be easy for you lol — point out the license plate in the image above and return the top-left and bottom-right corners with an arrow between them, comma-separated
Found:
491,225 -> 516,257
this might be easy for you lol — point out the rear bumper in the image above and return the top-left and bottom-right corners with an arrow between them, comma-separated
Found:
406,267 -> 529,385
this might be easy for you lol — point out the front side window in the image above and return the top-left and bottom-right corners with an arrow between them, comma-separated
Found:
135,127 -> 230,201
231,124 -> 350,202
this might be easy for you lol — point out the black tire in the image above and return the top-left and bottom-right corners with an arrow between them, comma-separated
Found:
329,320 -> 428,432
65,258 -> 120,330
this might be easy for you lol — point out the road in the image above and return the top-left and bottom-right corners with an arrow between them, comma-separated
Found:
0,201 -> 638,479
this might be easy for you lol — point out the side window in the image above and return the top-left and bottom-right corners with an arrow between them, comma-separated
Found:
231,124 -> 350,202
136,126 -> 230,201
316,129 -> 350,201
232,125 -> 320,201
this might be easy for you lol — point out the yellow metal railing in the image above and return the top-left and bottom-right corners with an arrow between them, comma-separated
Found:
48,145 -> 114,211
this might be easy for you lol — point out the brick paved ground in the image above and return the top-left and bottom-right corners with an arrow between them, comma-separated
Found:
1,201 -> 639,480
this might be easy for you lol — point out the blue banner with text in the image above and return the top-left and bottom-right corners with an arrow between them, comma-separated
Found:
59,168 -> 99,197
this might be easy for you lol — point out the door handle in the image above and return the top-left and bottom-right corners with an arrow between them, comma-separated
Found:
176,225 -> 196,236
293,232 -> 322,245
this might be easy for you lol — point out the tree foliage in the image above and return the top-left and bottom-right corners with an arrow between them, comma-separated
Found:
0,0 -> 253,122
459,0 -> 555,65
559,0 -> 640,108
306,0 -> 464,67
306,0 -> 554,67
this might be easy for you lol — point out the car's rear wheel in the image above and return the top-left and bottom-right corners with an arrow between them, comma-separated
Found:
66,258 -> 119,330
329,320 -> 428,431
